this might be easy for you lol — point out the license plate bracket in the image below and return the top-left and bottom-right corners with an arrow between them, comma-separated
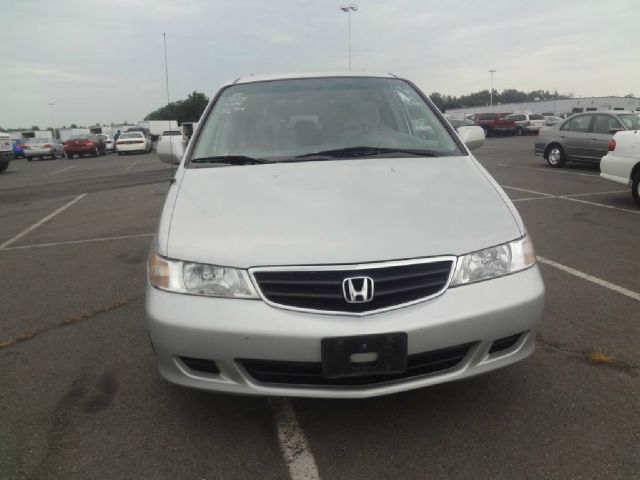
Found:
321,332 -> 407,379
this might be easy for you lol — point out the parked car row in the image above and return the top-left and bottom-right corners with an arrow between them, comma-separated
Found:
534,111 -> 640,167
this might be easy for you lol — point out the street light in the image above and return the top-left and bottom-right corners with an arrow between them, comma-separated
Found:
489,70 -> 496,107
340,3 -> 358,70
48,102 -> 55,135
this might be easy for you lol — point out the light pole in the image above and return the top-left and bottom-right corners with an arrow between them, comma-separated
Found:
340,3 -> 358,70
489,70 -> 496,107
48,102 -> 55,135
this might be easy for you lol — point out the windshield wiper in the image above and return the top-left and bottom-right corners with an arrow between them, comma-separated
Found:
190,155 -> 271,165
294,146 -> 441,159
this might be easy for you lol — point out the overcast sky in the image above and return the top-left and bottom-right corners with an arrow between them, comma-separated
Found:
1,0 -> 638,129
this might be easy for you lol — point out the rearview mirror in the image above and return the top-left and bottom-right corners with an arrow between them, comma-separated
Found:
457,126 -> 485,151
157,135 -> 185,165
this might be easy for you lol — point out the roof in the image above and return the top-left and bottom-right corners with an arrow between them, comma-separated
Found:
225,71 -> 398,86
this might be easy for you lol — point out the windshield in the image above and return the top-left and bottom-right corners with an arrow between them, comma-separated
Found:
617,113 -> 640,130
120,132 -> 143,139
191,77 -> 461,164
69,135 -> 89,140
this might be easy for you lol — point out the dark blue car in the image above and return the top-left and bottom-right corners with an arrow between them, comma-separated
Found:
12,139 -> 25,159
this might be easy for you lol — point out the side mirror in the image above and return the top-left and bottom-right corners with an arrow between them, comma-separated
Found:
457,126 -> 485,151
156,135 -> 185,165
609,128 -> 624,135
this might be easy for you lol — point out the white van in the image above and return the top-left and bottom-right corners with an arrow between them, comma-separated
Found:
0,132 -> 13,173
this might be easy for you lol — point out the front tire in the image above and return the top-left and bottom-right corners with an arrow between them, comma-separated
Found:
546,144 -> 566,168
91,147 -> 98,157
516,127 -> 524,136
0,162 -> 8,172
632,172 -> 640,206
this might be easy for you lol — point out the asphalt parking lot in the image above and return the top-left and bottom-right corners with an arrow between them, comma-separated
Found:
1,139 -> 638,479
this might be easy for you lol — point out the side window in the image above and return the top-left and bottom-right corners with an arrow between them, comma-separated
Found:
568,115 -> 592,133
592,115 -> 621,135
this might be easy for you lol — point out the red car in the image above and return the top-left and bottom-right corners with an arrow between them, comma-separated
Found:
63,134 -> 107,159
475,112 -> 516,137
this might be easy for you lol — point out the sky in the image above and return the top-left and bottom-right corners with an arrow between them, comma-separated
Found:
1,0 -> 638,129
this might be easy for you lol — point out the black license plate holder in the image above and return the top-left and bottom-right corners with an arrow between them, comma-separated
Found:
321,332 -> 408,379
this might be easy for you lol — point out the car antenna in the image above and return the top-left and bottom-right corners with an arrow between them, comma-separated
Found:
163,32 -> 175,182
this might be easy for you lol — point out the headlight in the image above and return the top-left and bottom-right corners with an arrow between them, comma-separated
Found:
148,252 -> 259,298
450,236 -> 536,286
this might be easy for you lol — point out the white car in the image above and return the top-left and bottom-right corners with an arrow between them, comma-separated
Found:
505,113 -> 547,135
115,132 -> 151,155
600,130 -> 640,206
98,134 -> 115,153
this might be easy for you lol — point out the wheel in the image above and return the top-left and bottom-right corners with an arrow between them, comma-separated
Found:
27,157 -> 33,161
118,152 -> 124,156
0,162 -> 8,172
516,127 -> 523,136
482,127 -> 490,137
632,171 -> 640,206
66,153 -> 74,159
534,130 -> 540,135
91,147 -> 98,157
546,144 -> 566,168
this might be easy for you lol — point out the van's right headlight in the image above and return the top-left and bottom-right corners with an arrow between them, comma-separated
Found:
148,252 -> 259,299
450,236 -> 536,286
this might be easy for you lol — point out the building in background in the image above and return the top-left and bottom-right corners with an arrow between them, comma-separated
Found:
445,96 -> 640,118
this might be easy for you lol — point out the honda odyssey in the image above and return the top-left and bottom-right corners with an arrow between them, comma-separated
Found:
147,72 -> 545,398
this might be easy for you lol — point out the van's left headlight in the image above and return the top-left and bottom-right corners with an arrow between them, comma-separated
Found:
450,236 -> 536,286
148,252 -> 259,298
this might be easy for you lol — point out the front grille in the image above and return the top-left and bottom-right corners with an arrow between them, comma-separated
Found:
239,342 -> 473,387
180,357 -> 220,375
251,258 -> 454,314
489,333 -> 522,354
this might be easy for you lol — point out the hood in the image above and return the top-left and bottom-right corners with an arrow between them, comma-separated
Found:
166,156 -> 522,267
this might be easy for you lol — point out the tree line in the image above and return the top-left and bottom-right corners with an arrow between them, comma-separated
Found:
144,91 -> 209,124
428,89 -> 576,112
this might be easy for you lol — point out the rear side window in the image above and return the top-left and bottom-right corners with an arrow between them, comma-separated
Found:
592,115 -> 622,135
529,114 -> 544,120
480,113 -> 498,120
567,115 -> 592,133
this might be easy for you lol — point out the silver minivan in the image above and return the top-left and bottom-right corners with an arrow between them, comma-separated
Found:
535,111 -> 640,167
147,73 -> 545,398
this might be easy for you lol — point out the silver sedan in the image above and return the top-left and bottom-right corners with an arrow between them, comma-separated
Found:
24,138 -> 64,160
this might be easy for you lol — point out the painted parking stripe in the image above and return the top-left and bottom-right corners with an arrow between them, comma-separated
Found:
269,398 -> 321,480
561,196 -> 640,215
49,165 -> 77,176
123,161 -> 139,172
563,190 -> 628,197
0,194 -> 87,249
498,163 -> 599,178
538,257 -> 640,302
0,233 -> 154,251
501,185 -> 554,197
502,186 -> 639,214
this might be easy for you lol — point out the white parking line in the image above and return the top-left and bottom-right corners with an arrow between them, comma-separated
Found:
501,185 -> 554,197
538,257 -> 640,302
123,161 -> 139,172
561,196 -> 640,215
0,233 -> 154,251
562,190 -> 629,197
269,398 -> 321,480
0,194 -> 87,249
498,163 -> 599,178
512,197 -> 555,203
502,186 -> 639,214
49,165 -> 77,176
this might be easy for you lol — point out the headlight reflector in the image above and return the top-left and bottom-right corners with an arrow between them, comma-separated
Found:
450,236 -> 536,286
148,252 -> 258,299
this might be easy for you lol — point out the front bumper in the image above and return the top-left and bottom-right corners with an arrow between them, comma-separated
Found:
146,266 -> 545,398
